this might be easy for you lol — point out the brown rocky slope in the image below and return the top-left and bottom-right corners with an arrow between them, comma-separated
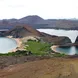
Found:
0,57 -> 78,78
5,25 -> 71,44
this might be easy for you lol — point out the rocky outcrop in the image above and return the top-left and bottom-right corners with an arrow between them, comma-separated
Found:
57,36 -> 78,47
41,34 -> 71,45
5,25 -> 72,45
5,25 -> 43,38
73,36 -> 78,47
75,36 -> 78,43
6,26 -> 71,44
54,36 -> 71,45
58,36 -> 78,47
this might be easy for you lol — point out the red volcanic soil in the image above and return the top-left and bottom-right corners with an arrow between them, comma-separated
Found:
0,57 -> 78,78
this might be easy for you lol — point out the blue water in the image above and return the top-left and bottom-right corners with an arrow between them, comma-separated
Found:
37,29 -> 78,43
55,46 -> 78,55
0,37 -> 17,53
37,29 -> 78,55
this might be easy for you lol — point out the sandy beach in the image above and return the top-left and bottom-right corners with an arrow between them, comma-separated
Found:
51,45 -> 60,53
14,38 -> 22,48
9,38 -> 23,52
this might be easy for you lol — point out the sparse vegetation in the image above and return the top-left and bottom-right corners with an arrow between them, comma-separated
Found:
0,38 -> 67,57
53,53 -> 66,57
25,40 -> 52,56
0,40 -> 66,57
0,50 -> 32,56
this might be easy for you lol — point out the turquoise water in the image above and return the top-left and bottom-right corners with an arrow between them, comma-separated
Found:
37,29 -> 78,55
55,46 -> 78,55
0,37 -> 17,53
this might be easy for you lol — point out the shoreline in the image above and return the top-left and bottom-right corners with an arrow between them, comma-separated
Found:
11,38 -> 22,52
51,45 -> 61,54
7,37 -> 23,52
51,45 -> 75,56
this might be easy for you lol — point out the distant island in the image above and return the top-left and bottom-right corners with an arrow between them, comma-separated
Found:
0,15 -> 78,30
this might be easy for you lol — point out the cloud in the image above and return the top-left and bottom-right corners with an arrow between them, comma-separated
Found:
7,5 -> 25,8
0,0 -> 77,19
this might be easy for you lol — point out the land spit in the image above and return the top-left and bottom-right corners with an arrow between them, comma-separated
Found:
7,36 -> 38,52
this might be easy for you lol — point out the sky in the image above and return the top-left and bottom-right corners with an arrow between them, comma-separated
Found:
0,0 -> 77,19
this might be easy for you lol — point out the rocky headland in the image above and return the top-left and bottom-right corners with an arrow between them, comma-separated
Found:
0,25 -> 73,52
5,25 -> 72,44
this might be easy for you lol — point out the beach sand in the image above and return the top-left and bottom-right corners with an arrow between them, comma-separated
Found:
51,45 -> 59,53
10,38 -> 23,52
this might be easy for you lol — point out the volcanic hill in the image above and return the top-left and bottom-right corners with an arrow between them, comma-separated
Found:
0,15 -> 78,30
5,25 -> 71,45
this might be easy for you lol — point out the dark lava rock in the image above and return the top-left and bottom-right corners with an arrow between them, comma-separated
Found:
51,36 -> 71,45
75,36 -> 78,43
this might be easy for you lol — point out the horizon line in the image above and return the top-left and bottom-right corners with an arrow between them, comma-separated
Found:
0,15 -> 78,20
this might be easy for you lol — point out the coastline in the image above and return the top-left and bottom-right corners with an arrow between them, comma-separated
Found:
7,37 -> 23,52
11,38 -> 22,52
51,45 -> 60,53
7,36 -> 39,53
14,38 -> 22,48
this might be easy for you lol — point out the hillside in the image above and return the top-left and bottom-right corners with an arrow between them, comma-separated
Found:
18,15 -> 44,24
0,15 -> 78,30
1,57 -> 78,78
6,25 -> 43,38
5,25 -> 71,44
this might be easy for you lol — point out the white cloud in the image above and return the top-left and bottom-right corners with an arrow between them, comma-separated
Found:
0,0 -> 77,19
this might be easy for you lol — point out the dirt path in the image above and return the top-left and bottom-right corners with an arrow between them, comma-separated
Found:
0,58 -> 78,78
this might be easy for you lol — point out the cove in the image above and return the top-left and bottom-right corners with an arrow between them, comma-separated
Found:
0,37 -> 17,53
37,29 -> 78,43
37,29 -> 78,55
53,46 -> 78,55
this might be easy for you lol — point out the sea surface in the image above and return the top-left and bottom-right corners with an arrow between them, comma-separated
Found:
0,37 -> 17,53
37,29 -> 78,43
37,29 -> 78,55
55,46 -> 78,55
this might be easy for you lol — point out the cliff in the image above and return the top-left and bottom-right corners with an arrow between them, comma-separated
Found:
75,36 -> 78,43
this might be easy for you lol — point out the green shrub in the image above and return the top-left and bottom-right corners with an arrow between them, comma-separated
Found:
25,40 -> 52,56
53,53 -> 66,57
0,50 -> 32,56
